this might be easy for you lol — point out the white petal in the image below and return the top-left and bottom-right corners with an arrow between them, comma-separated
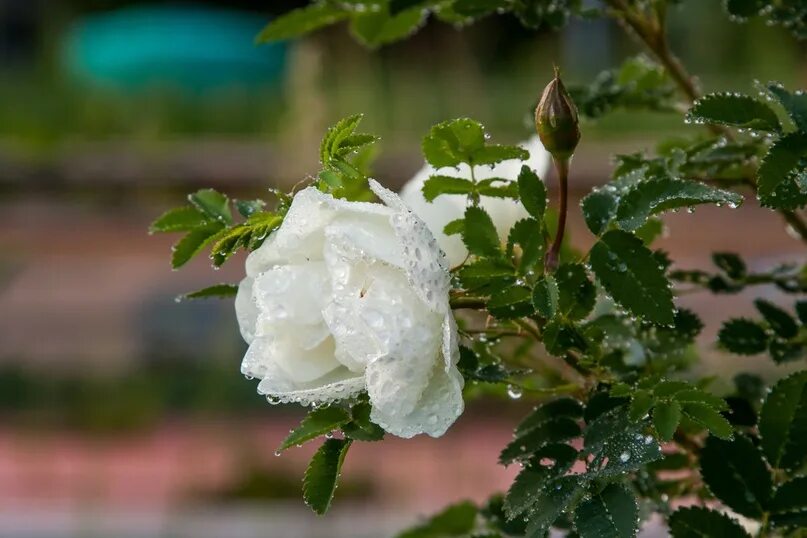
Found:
370,179 -> 451,315
252,263 -> 329,326
235,277 -> 259,344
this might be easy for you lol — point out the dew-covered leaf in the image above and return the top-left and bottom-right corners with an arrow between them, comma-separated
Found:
349,6 -> 425,48
589,230 -> 674,325
615,177 -> 742,231
687,93 -> 781,132
759,371 -> 807,470
171,223 -> 225,269
150,206 -> 208,233
532,275 -> 559,318
668,507 -> 751,538
279,407 -> 352,451
422,175 -> 476,201
681,402 -> 733,440
303,438 -> 352,515
573,483 -> 638,538
487,286 -> 534,319
652,400 -> 681,441
463,206 -> 501,257
514,398 -> 584,436
554,263 -> 596,320
499,418 -> 581,464
699,435 -> 771,518
757,131 -> 807,209
768,83 -> 807,131
518,165 -> 547,220
581,190 -> 618,235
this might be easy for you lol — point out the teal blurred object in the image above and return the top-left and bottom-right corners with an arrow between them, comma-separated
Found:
62,5 -> 287,92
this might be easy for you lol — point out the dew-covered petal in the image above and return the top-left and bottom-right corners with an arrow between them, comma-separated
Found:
370,179 -> 451,315
252,263 -> 329,326
235,276 -> 259,344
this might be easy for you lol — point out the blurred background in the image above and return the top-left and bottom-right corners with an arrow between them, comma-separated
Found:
0,1 -> 805,536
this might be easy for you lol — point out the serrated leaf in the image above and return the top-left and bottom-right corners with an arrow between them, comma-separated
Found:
581,190 -> 618,235
303,438 -> 351,515
754,299 -> 799,338
712,252 -> 746,279
523,476 -> 584,537
178,284 -> 238,301
422,175 -> 475,201
759,371 -> 807,470
150,206 -> 208,233
629,390 -> 655,421
235,199 -> 266,218
188,189 -> 232,224
672,389 -> 729,411
768,83 -> 807,131
718,318 -> 769,354
515,398 -> 584,435
699,435 -> 771,517
342,401 -> 385,441
573,483 -> 637,538
499,418 -> 581,464
589,230 -> 674,325
476,177 -> 520,199
681,403 -> 733,439
652,400 -> 681,441
396,501 -> 477,538
256,2 -> 347,43
555,263 -> 596,320
279,407 -> 351,451
532,276 -> 559,318
615,177 -> 742,231
350,6 -> 425,47
422,118 -> 486,168
472,145 -> 529,166
171,223 -> 224,269
507,218 -> 544,275
584,408 -> 662,478
462,206 -> 501,257
542,319 -> 587,355
518,165 -> 547,220
668,507 -> 751,538
320,114 -> 363,164
504,444 -> 578,519
770,476 -> 807,513
443,218 -> 464,236
487,286 -> 533,319
757,131 -> 807,208
688,93 -> 781,132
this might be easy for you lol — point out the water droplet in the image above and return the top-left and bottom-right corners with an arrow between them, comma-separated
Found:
507,386 -> 523,399
619,451 -> 631,462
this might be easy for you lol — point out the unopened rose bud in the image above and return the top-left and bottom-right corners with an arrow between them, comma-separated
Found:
535,67 -> 580,160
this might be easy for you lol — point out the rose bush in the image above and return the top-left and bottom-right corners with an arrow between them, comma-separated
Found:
234,179 -> 464,438
400,136 -> 551,267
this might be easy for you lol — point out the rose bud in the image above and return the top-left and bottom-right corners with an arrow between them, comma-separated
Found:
535,66 -> 580,160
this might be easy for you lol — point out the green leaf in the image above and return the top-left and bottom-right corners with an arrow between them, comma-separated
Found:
517,165 -> 547,220
477,178 -> 520,199
342,401 -> 385,441
350,6 -> 426,48
532,276 -> 559,318
699,435 -> 772,518
171,223 -> 224,269
487,286 -> 534,319
507,218 -> 545,275
499,418 -> 581,464
589,230 -> 674,325
770,476 -> 807,513
757,131 -> 807,208
768,83 -> 807,131
515,398 -> 584,436
422,175 -> 475,201
584,408 -> 662,477
256,3 -> 348,43
615,177 -> 742,231
555,263 -> 596,320
443,218 -> 464,236
178,284 -> 238,301
320,114 -> 363,164
628,390 -> 655,421
754,299 -> 799,338
581,190 -> 618,235
472,145 -> 529,166
672,389 -> 729,411
150,206 -> 208,233
279,407 -> 351,452
504,444 -> 578,519
573,483 -> 637,538
718,318 -> 769,355
687,93 -> 781,131
302,438 -> 352,515
523,476 -> 584,537
712,252 -> 746,279
652,400 -> 681,441
188,189 -> 232,224
724,0 -> 762,18
396,501 -> 477,538
681,403 -> 733,439
759,371 -> 807,470
542,319 -> 588,355
462,206 -> 501,257
668,507 -> 751,538
422,118 -> 486,168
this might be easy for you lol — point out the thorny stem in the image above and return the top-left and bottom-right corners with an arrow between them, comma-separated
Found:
604,0 -> 807,246
545,156 -> 569,272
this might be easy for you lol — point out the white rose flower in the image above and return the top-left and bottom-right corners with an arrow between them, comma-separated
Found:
235,179 -> 464,438
400,136 -> 552,267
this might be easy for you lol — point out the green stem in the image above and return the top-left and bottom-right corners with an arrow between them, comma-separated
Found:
545,156 -> 569,272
